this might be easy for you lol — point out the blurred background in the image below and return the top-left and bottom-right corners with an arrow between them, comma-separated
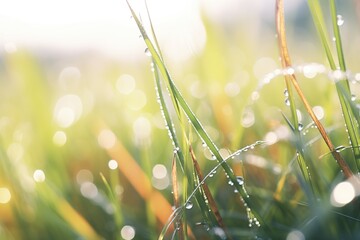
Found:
1,0 -> 360,239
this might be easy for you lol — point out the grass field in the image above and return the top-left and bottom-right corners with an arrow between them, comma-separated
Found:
1,1 -> 360,239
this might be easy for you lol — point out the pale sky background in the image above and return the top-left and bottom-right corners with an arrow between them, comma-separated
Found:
0,0 -> 302,62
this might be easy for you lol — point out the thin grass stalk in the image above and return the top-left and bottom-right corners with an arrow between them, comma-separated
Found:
150,24 -> 211,240
276,0 -> 353,178
100,173 -> 122,240
308,0 -> 360,173
171,155 -> 183,240
153,64 -> 189,240
329,0 -> 360,172
152,37 -> 215,240
329,0 -> 346,71
144,0 -> 163,60
307,0 -> 337,69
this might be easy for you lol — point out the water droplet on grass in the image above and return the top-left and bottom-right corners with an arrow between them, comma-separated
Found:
185,201 -> 193,209
285,98 -> 290,106
351,94 -> 356,101
144,48 -> 151,56
298,123 -> 303,131
284,89 -> 289,97
337,15 -> 344,26
236,176 -> 244,185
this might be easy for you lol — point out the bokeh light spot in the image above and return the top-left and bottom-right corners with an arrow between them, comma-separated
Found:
133,117 -> 151,143
53,131 -> 67,146
76,169 -> 94,184
33,169 -> 46,183
286,230 -> 305,240
116,74 -> 136,94
152,164 -> 167,179
331,181 -> 355,207
80,182 -> 98,199
54,94 -> 83,128
121,225 -> 136,240
108,159 -> 118,170
98,129 -> 116,149
0,188 -> 11,204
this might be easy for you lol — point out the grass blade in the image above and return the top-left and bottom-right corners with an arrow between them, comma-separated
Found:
307,0 -> 360,173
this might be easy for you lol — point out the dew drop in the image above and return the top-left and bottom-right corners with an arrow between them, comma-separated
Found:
236,176 -> 244,185
185,201 -> 193,209
144,48 -> 151,57
284,89 -> 289,97
351,94 -> 356,101
150,62 -> 155,72
337,15 -> 344,26
298,123 -> 303,131
285,98 -> 290,106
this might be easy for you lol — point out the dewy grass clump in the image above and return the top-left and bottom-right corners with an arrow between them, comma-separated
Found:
1,1 -> 360,240
127,0 -> 360,239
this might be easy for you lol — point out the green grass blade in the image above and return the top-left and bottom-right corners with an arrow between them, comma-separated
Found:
147,7 -> 222,238
307,0 -> 336,69
308,0 -> 360,173
99,173 -> 122,240
330,0 -> 346,71
329,0 -> 360,172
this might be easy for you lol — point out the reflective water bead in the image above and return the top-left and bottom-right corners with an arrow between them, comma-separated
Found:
228,179 -> 234,186
284,89 -> 289,97
144,48 -> 151,56
185,201 -> 193,209
285,98 -> 290,106
337,15 -> 344,26
236,176 -> 244,185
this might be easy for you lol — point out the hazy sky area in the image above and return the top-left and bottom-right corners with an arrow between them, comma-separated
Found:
0,0 -> 303,62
